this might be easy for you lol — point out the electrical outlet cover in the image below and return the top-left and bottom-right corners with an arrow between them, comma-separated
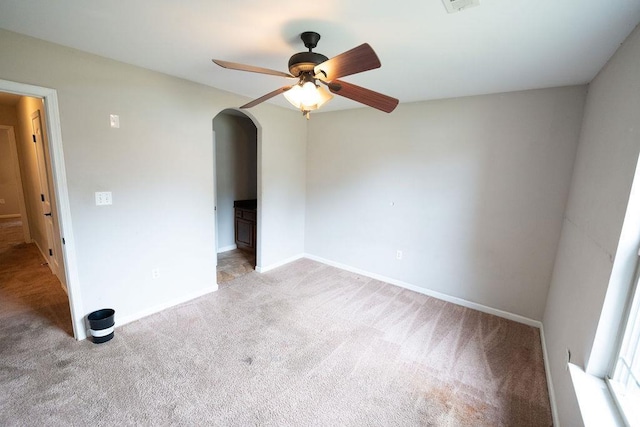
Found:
95,191 -> 113,206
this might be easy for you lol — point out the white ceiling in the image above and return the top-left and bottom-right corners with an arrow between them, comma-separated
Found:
1,0 -> 639,112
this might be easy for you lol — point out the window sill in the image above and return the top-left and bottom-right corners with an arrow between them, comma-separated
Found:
568,363 -> 625,426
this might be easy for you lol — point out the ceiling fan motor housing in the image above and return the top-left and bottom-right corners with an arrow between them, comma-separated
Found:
288,31 -> 328,77
288,51 -> 328,76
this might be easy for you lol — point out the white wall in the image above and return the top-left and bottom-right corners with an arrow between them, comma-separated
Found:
543,24 -> 640,426
306,86 -> 586,321
251,106 -> 307,269
0,29 -> 306,333
214,112 -> 257,251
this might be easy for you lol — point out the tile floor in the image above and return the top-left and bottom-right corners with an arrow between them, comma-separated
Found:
216,248 -> 255,286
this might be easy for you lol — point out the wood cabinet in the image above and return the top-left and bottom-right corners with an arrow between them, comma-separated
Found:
234,200 -> 256,252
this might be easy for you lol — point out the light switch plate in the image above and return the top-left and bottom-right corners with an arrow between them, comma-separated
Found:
95,191 -> 112,206
442,0 -> 479,13
109,114 -> 120,128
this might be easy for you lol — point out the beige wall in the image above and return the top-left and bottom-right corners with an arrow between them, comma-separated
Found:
543,24 -> 640,425
0,104 -> 21,216
0,104 -> 18,127
306,86 -> 587,321
0,29 -> 307,331
0,128 -> 21,216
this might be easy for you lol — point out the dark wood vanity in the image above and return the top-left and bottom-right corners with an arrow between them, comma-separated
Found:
234,199 -> 256,252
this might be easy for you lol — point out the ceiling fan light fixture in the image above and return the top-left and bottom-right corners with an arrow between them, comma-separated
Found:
213,31 -> 398,117
284,81 -> 333,114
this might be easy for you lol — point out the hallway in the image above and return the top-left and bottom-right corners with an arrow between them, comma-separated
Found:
0,218 -> 72,337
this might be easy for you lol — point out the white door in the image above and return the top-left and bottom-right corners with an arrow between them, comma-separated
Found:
31,110 -> 60,276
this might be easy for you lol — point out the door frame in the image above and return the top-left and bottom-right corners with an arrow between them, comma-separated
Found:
0,79 -> 84,340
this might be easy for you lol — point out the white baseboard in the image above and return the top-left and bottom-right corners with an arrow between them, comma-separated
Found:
539,324 -> 560,427
0,214 -> 21,219
107,284 -> 219,335
217,244 -> 237,253
256,253 -> 305,273
303,253 -> 542,328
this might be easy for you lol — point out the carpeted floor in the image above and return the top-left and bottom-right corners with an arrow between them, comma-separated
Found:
0,219 -> 553,426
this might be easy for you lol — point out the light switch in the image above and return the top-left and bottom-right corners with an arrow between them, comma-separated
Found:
109,114 -> 120,129
95,192 -> 112,206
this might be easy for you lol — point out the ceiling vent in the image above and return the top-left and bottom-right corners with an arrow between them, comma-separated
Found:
442,0 -> 480,13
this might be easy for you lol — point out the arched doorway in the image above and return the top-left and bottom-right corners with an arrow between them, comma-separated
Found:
213,109 -> 259,285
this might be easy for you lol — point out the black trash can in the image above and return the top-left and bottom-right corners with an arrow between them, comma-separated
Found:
87,308 -> 115,344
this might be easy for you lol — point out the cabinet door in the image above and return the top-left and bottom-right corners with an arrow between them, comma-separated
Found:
235,218 -> 255,249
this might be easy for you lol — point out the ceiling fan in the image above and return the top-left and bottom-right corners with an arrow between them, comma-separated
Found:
212,31 -> 399,119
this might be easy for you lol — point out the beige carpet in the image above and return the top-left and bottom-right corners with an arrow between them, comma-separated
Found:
1,219 -> 552,426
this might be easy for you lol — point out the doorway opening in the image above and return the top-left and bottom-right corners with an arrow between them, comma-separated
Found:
0,80 -> 82,340
213,109 -> 258,286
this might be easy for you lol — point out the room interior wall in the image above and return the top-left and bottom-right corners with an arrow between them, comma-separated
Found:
0,29 -> 306,332
3,20 -> 633,425
214,112 -> 257,251
252,106 -> 307,270
0,104 -> 21,217
0,128 -> 21,216
306,86 -> 586,321
0,104 -> 18,126
542,24 -> 640,426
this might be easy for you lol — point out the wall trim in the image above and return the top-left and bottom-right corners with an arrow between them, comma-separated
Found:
0,214 -> 21,219
109,284 -> 219,336
303,253 -> 542,328
256,253 -> 305,273
217,244 -> 237,253
540,324 -> 560,426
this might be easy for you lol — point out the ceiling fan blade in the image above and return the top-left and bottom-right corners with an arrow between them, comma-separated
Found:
327,80 -> 399,113
241,86 -> 294,109
212,59 -> 294,78
314,44 -> 381,82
